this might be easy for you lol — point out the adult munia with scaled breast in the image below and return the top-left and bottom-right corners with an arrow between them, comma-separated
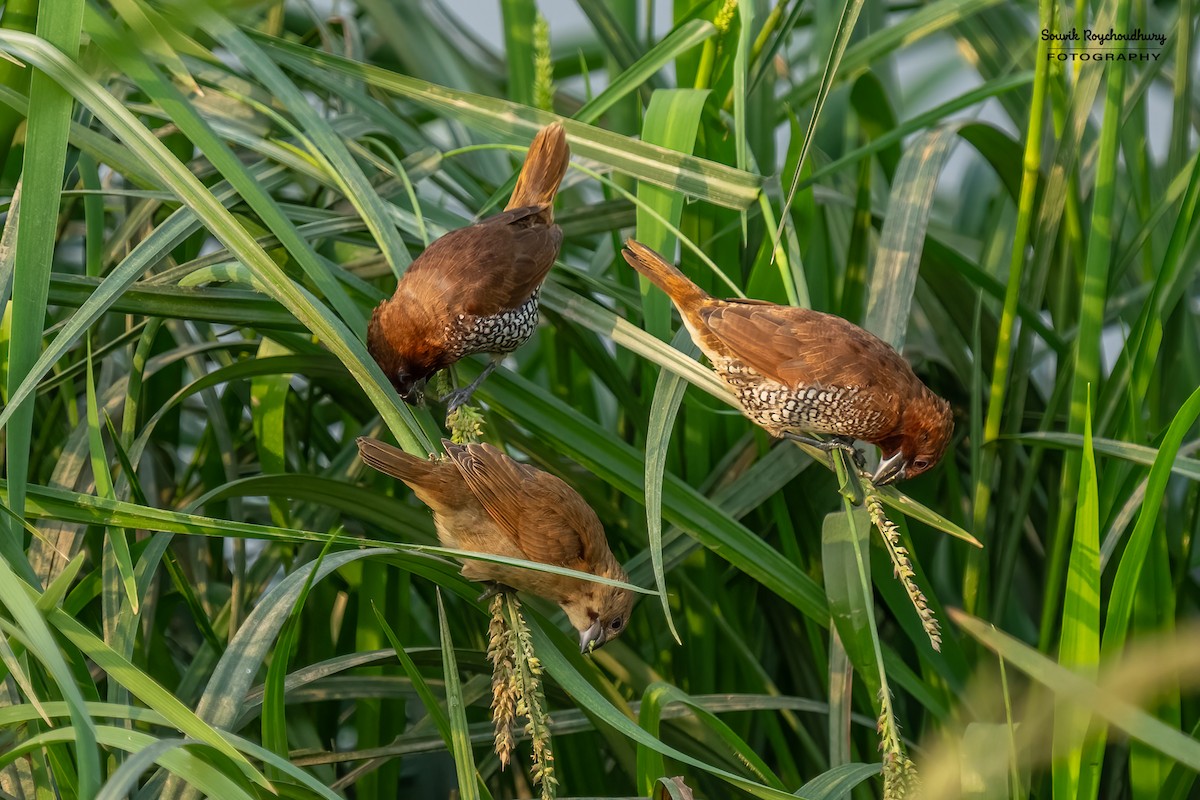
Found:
357,437 -> 634,652
621,240 -> 953,484
368,123 -> 570,412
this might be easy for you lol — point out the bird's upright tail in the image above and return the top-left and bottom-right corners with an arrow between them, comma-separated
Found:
358,436 -> 465,509
621,239 -> 711,311
357,437 -> 433,483
507,122 -> 570,215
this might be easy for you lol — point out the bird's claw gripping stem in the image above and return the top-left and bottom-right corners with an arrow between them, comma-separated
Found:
783,432 -> 866,470
476,582 -> 514,603
442,360 -> 500,415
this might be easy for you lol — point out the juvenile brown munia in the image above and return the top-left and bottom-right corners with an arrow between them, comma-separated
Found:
621,240 -> 953,485
367,123 -> 570,413
357,436 -> 634,652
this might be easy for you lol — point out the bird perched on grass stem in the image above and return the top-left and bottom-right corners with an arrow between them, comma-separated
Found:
357,436 -> 634,652
368,123 -> 570,413
621,240 -> 952,484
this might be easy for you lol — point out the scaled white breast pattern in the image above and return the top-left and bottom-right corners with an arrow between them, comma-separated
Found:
446,288 -> 541,359
714,357 -> 882,437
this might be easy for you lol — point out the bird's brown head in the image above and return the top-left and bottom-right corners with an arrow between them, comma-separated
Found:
563,559 -> 636,654
367,299 -> 445,405
873,390 -> 953,484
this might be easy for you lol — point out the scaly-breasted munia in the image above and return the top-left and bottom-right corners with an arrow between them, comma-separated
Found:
368,123 -> 570,412
621,240 -> 953,484
357,436 -> 634,652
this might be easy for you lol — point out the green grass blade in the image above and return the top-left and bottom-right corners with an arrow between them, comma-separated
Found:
204,15 -> 412,279
776,0 -> 865,242
575,20 -> 716,124
821,508 -> 882,703
642,330 -> 694,645
635,87 -> 709,336
636,682 -> 784,793
1102,385 -> 1200,655
0,553 -> 101,791
1040,0 -> 1133,651
863,125 -> 960,349
501,0 -> 536,106
253,33 -> 763,210
1007,432 -> 1200,482
795,763 -> 882,799
435,591 -> 482,800
527,615 -> 803,800
1053,393 -> 1101,799
3,0 -> 84,589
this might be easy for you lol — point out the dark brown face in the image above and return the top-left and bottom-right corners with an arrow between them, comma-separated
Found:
367,301 -> 440,406
873,392 -> 953,484
390,371 -> 429,405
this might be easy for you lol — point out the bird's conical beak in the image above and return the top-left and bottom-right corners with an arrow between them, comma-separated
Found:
579,620 -> 605,654
872,452 -> 907,485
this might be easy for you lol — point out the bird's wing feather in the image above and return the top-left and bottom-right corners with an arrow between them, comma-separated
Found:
701,302 -> 915,391
405,207 -> 560,316
445,442 -> 595,568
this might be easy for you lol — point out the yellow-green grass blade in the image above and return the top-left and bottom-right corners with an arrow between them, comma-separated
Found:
0,701 -> 343,799
1041,0 -> 1135,653
33,603 -> 269,789
1102,385 -> 1200,655
821,508 -> 883,703
501,0 -> 536,106
1053,394 -> 1101,799
953,610 -> 1200,774
642,330 -> 694,645
86,9 -> 367,331
249,339 -> 292,528
864,124 -> 960,349
161,549 -> 388,798
261,539 -> 334,781
1006,432 -> 1200,482
1,6 -> 92,773
1098,151 -> 1200,432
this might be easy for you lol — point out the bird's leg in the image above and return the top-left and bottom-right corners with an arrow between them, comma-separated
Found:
782,432 -> 866,470
442,356 -> 501,414
476,581 -> 515,603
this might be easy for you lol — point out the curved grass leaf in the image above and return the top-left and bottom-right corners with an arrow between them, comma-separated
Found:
253,32 -> 763,210
2,479 -> 649,595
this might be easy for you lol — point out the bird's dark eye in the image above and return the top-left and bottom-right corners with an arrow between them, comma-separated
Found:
913,459 -> 929,470
609,617 -> 623,631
